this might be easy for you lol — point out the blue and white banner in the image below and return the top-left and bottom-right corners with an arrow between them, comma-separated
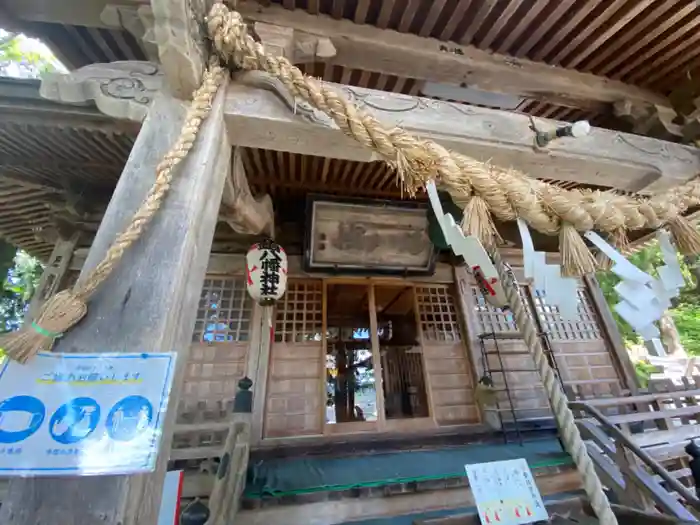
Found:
0,352 -> 176,476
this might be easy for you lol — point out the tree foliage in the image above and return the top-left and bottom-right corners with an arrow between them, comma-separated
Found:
1,249 -> 43,333
0,31 -> 62,78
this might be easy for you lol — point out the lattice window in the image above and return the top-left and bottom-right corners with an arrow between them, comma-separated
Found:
531,288 -> 602,341
192,277 -> 254,343
472,286 -> 519,334
275,280 -> 323,343
416,285 -> 462,342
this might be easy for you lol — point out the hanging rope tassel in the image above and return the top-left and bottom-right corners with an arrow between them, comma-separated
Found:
667,215 -> 700,256
560,222 -> 597,277
461,194 -> 502,252
0,64 -> 226,364
595,228 -> 629,271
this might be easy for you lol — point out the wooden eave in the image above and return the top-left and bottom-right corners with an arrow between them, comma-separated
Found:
5,0 -> 700,127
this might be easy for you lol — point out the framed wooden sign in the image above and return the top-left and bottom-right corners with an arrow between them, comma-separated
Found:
304,195 -> 436,275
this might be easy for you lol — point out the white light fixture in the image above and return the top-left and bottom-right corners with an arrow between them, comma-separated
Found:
535,120 -> 591,147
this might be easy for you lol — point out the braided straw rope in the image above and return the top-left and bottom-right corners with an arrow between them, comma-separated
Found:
0,62 -> 226,363
207,4 -> 700,245
492,251 -> 617,525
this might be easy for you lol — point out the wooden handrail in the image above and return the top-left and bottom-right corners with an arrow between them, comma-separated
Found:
569,401 -> 700,512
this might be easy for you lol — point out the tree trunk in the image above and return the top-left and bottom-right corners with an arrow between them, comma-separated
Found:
659,312 -> 686,357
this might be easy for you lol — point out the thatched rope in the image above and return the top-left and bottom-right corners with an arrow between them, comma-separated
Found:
492,251 -> 617,525
206,4 -> 700,247
0,62 -> 226,362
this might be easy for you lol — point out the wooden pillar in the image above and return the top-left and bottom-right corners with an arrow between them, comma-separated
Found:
583,274 -> 639,394
0,82 -> 231,525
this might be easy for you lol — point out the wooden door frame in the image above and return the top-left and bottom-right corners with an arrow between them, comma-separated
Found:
321,277 -> 435,435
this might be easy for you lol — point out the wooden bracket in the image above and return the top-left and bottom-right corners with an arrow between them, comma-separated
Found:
220,148 -> 274,237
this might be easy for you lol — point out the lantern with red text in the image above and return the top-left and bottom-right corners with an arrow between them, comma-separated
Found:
246,239 -> 288,305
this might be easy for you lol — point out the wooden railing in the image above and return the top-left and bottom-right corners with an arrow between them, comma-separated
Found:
568,381 -> 700,522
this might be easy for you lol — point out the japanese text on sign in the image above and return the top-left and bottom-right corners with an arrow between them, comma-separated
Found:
0,352 -> 175,476
465,459 -> 548,525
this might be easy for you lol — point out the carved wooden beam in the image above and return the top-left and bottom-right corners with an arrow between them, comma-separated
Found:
253,21 -> 336,62
224,72 -> 700,194
39,61 -> 164,122
234,2 -> 671,117
221,148 -> 274,236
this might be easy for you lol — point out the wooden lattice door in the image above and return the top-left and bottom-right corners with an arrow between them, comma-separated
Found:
529,287 -> 625,397
471,285 -> 553,421
173,276 -> 253,457
264,279 -> 324,438
416,285 -> 479,425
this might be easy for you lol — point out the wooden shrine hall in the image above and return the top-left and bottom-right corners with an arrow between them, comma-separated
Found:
2,1 -> 700,524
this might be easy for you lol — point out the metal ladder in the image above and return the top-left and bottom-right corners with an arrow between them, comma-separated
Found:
478,328 -> 564,445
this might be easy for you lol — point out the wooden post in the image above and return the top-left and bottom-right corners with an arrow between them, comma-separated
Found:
0,82 -> 231,525
246,304 -> 274,444
206,377 -> 253,525
583,274 -> 639,394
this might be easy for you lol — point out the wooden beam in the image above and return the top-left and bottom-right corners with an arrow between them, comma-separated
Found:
234,2 -> 670,116
0,82 -> 231,524
221,148 -> 274,236
224,74 -> 700,193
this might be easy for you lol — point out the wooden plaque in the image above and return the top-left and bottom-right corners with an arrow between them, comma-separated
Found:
305,196 -> 436,274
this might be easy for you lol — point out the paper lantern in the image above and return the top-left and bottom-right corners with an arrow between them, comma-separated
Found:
246,239 -> 288,305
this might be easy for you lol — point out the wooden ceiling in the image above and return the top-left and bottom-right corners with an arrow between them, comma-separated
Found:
272,0 -> 700,124
3,0 -> 700,258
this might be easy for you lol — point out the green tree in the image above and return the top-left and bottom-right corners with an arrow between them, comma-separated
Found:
1,248 -> 43,333
0,31 -> 62,77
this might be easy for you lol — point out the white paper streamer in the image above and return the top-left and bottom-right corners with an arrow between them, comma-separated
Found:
517,219 -> 579,321
585,230 -> 685,341
426,181 -> 508,308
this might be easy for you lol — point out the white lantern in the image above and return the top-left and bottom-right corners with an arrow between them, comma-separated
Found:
246,239 -> 288,305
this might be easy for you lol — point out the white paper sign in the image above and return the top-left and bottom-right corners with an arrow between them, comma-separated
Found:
465,459 -> 548,525
0,352 -> 176,476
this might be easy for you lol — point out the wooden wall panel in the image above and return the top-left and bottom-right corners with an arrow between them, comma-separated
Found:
173,277 -> 251,454
264,280 -> 324,438
416,286 -> 479,426
530,287 -> 626,398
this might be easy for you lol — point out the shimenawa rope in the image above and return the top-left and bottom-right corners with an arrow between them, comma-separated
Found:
0,4 -> 623,523
0,61 -> 225,363
206,3 -> 700,274
493,252 -> 617,525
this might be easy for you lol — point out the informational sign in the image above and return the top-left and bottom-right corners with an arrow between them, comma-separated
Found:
0,352 -> 176,476
465,459 -> 548,525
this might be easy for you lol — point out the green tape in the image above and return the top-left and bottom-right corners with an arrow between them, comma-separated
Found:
31,321 -> 62,339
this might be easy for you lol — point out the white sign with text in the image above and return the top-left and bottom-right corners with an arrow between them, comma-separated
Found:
465,459 -> 548,525
0,352 -> 176,476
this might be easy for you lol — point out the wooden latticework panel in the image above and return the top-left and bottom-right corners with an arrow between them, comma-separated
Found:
265,279 -> 324,438
173,277 -> 252,457
530,288 -> 601,341
417,285 -> 462,343
416,285 -> 478,425
192,277 -> 254,343
531,287 -> 624,398
274,280 -> 323,343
